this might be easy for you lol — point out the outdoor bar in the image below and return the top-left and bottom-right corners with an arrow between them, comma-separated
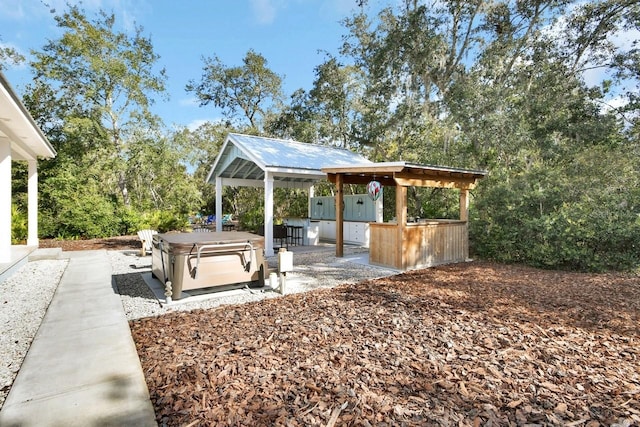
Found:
151,231 -> 266,300
322,162 -> 486,270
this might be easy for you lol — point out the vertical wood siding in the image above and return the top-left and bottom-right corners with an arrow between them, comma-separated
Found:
370,221 -> 468,270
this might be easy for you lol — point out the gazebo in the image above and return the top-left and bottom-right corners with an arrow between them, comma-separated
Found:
206,133 -> 371,256
322,162 -> 486,270
0,72 -> 56,275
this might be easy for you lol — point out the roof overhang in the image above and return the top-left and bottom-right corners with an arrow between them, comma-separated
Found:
0,72 -> 56,161
322,161 -> 487,190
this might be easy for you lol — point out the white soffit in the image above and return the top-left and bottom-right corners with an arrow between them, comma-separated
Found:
0,72 -> 56,161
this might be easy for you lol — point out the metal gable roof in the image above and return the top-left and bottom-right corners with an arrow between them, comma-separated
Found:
206,133 -> 372,184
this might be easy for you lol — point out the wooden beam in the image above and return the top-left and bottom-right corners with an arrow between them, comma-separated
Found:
393,174 -> 478,189
326,173 -> 396,187
335,174 -> 344,257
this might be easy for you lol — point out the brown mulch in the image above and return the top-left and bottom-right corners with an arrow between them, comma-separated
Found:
38,235 -> 140,251
130,261 -> 640,427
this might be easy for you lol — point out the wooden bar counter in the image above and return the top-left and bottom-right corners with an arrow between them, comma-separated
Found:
369,220 -> 467,270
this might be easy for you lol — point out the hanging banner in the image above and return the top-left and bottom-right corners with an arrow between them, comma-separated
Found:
367,180 -> 382,201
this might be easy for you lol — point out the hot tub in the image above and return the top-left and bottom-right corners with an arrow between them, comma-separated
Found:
151,231 -> 266,300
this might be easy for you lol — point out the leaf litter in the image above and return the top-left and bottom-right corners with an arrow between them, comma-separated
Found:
129,261 -> 640,426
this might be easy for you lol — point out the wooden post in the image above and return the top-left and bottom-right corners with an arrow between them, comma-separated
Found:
460,188 -> 470,260
336,174 -> 344,257
460,189 -> 469,222
396,185 -> 407,269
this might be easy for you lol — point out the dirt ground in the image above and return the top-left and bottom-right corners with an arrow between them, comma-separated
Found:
128,261 -> 640,427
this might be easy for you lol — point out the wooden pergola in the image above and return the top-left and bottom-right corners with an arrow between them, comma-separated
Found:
322,162 -> 486,270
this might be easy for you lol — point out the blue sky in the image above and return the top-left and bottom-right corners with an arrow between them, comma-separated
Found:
1,0 -> 635,129
0,0 -> 373,130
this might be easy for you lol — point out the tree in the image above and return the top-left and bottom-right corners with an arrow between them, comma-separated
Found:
307,57 -> 364,149
340,0 -> 640,271
171,121 -> 231,214
0,36 -> 25,70
266,88 -> 319,142
21,5 -> 200,237
30,5 -> 167,207
186,50 -> 283,131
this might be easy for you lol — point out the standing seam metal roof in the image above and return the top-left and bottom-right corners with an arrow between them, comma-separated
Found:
207,133 -> 372,183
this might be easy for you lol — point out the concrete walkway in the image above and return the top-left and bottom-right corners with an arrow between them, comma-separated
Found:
0,250 -> 156,427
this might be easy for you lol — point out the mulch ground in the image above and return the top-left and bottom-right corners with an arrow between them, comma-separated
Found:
129,261 -> 640,427
38,235 -> 140,251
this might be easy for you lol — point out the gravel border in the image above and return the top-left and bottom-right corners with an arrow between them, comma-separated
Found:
1,246 -> 399,409
110,246 -> 400,321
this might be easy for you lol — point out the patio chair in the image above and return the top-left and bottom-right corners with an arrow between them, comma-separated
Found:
137,229 -> 157,255
222,214 -> 235,231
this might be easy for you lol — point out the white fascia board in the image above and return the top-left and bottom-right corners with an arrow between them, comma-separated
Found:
267,166 -> 325,180
205,137 -> 233,183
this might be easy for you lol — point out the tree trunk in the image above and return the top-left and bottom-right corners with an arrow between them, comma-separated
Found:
118,170 -> 130,207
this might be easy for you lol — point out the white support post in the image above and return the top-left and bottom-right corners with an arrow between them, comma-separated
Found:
0,142 -> 11,262
308,185 -> 315,219
264,172 -> 275,257
27,159 -> 38,247
215,176 -> 223,232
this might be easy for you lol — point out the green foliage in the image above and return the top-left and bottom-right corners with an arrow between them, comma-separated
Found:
0,35 -> 25,70
15,5 -> 204,240
239,207 -> 264,234
38,157 -> 116,238
186,49 -> 283,130
11,205 -> 27,244
265,89 -> 319,142
9,0 -> 640,275
135,210 -> 188,233
39,194 -> 121,239
30,4 -> 167,207
231,187 -> 263,231
471,145 -> 640,272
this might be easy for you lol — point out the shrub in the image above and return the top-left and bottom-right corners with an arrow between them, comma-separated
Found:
11,204 -> 28,244
471,159 -> 640,272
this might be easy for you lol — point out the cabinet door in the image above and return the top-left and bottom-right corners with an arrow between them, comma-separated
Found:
343,222 -> 351,242
320,221 -> 336,240
319,221 -> 327,239
327,221 -> 336,240
342,222 -> 355,243
354,222 -> 362,242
